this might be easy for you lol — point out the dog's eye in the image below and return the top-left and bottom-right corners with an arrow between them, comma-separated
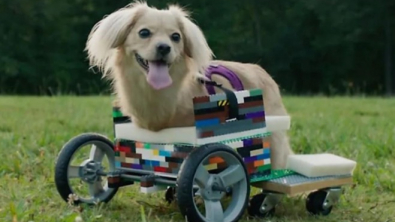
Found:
170,33 -> 181,42
138,29 -> 151,38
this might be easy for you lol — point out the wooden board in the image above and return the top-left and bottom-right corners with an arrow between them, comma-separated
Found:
252,174 -> 353,196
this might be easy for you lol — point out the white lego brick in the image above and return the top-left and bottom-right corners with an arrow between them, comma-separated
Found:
235,90 -> 250,104
266,116 -> 291,132
286,153 -> 357,177
147,155 -> 166,162
164,144 -> 175,151
114,116 -> 290,145
140,185 -> 166,194
124,157 -> 140,164
226,140 -> 244,149
135,148 -> 153,157
250,149 -> 264,156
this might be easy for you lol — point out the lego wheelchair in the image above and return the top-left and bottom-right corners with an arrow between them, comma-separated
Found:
54,88 -> 353,222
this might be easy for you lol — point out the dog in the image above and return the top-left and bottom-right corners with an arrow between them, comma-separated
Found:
85,1 -> 293,169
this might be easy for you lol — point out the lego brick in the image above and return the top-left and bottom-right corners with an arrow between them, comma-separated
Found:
204,163 -> 218,171
159,161 -> 169,168
142,165 -> 153,171
168,162 -> 179,168
209,93 -> 227,102
174,145 -> 195,153
225,140 -> 244,149
211,122 -> 264,136
140,176 -> 154,187
197,118 -> 253,132
159,150 -> 172,157
252,116 -> 265,123
254,160 -> 265,167
195,118 -> 220,128
107,175 -> 120,184
239,106 -> 264,115
113,116 -> 131,124
193,101 -> 219,110
165,156 -> 184,163
164,144 -> 175,151
140,186 -> 164,194
234,90 -> 250,103
125,152 -> 142,159
245,111 -> 265,119
209,156 -> 225,164
150,144 -> 166,150
250,148 -> 264,157
244,94 -> 263,102
239,100 -> 264,109
244,156 -> 258,163
256,153 -> 271,161
199,131 -> 214,138
257,164 -> 271,172
194,105 -> 226,116
171,152 -> 188,159
196,128 -> 267,145
249,88 -> 263,97
193,96 -> 210,104
124,157 -> 140,164
194,110 -> 228,121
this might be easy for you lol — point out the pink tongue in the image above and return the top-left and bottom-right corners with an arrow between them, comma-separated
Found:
147,61 -> 172,90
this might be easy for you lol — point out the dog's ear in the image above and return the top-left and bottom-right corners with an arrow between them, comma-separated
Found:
168,5 -> 214,75
85,1 -> 147,75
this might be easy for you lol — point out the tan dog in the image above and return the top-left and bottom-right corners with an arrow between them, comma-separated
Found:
85,1 -> 293,169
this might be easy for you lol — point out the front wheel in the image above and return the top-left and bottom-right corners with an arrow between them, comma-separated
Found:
176,143 -> 250,222
54,133 -> 118,205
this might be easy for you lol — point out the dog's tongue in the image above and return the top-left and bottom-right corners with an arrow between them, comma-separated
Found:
147,61 -> 172,90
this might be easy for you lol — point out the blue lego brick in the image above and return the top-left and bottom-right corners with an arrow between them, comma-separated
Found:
195,118 -> 220,127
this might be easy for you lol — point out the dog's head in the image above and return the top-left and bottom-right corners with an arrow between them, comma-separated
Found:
86,1 -> 213,90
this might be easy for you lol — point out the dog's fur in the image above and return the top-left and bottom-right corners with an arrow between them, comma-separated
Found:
85,1 -> 293,169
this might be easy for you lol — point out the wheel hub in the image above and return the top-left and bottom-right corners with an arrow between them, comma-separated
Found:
80,159 -> 105,183
199,175 -> 225,201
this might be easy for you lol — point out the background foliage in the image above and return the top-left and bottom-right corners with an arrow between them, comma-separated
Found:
0,0 -> 394,95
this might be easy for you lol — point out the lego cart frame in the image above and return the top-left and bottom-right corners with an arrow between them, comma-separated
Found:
54,88 -> 353,222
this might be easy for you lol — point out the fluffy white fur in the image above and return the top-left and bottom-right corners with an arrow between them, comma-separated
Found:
85,1 -> 293,169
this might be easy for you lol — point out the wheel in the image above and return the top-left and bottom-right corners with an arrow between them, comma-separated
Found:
306,190 -> 332,216
176,143 -> 250,222
165,186 -> 176,204
247,193 -> 275,218
54,133 -> 119,205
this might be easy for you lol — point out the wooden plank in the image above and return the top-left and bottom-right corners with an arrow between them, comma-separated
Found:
252,176 -> 353,196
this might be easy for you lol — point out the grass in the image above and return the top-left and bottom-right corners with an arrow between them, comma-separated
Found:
0,95 -> 395,222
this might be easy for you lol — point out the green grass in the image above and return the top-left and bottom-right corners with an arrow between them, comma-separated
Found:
1,96 -> 395,222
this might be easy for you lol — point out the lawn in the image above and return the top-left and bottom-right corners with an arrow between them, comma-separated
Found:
0,96 -> 394,222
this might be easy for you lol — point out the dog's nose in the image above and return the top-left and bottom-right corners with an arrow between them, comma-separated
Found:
156,43 -> 171,56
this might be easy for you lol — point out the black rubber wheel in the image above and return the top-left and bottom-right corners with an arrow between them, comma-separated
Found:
54,133 -> 118,205
176,143 -> 250,222
248,193 -> 275,218
165,186 -> 176,204
306,190 -> 332,216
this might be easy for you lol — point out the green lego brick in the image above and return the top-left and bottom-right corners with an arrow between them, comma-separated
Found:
249,88 -> 263,97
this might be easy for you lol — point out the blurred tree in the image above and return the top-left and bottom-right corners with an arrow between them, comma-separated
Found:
0,0 -> 393,95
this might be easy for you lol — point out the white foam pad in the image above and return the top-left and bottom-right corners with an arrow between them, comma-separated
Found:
286,153 -> 357,177
114,115 -> 291,144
